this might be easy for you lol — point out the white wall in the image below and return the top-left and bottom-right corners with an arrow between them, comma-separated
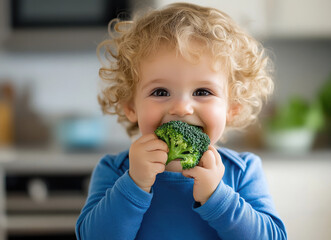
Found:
263,154 -> 331,240
0,51 -> 100,116
0,50 -> 132,147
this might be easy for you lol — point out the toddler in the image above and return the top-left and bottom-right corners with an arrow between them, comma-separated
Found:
76,3 -> 287,239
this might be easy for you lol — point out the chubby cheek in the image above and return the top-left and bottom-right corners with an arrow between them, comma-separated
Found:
137,102 -> 164,135
209,119 -> 226,145
202,106 -> 227,145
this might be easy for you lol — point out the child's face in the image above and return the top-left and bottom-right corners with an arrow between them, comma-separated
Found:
124,46 -> 231,146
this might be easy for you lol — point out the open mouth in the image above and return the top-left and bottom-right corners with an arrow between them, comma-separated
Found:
195,125 -> 203,130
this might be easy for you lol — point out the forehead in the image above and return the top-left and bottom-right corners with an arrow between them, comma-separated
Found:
137,47 -> 228,94
139,45 -> 228,81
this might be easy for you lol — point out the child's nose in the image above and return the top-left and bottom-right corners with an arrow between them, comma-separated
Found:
168,98 -> 194,117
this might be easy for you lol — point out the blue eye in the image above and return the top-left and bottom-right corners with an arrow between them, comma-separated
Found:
193,89 -> 211,96
151,88 -> 170,97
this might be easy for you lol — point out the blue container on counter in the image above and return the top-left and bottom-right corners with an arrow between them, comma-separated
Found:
56,116 -> 107,151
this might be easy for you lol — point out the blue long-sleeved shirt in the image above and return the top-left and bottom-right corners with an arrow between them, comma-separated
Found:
76,147 -> 287,239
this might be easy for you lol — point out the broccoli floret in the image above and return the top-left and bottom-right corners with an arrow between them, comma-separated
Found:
154,120 -> 210,169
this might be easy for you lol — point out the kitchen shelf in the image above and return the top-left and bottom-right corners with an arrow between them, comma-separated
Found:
7,214 -> 78,235
7,192 -> 86,213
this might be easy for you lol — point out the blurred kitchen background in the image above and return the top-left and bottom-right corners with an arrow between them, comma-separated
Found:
0,0 -> 330,239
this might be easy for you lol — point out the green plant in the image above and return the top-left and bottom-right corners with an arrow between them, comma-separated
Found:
268,96 -> 324,132
318,75 -> 331,120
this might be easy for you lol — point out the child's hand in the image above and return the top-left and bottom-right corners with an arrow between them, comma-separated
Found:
182,146 -> 225,205
128,134 -> 169,193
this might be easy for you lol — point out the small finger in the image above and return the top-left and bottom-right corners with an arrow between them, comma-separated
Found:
139,133 -> 158,144
208,146 -> 222,167
199,150 -> 216,169
182,166 -> 204,179
145,139 -> 169,152
150,151 -> 168,164
154,162 -> 166,174
182,169 -> 194,179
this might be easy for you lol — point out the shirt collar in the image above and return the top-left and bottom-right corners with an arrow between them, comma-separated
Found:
218,147 -> 247,172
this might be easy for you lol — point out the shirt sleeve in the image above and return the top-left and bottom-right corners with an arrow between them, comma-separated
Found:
75,156 -> 153,240
193,153 -> 287,239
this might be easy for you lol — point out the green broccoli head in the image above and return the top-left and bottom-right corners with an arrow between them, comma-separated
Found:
154,120 -> 210,169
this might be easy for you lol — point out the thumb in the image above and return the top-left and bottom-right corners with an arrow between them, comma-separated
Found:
199,149 -> 215,169
182,166 -> 202,179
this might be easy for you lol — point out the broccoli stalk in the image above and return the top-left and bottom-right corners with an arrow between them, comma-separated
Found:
154,120 -> 210,169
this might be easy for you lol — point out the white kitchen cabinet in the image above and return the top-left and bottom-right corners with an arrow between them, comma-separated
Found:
154,0 -> 268,37
154,0 -> 331,39
261,151 -> 331,240
266,0 -> 331,38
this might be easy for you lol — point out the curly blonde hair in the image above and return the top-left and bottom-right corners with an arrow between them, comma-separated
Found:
97,2 -> 273,137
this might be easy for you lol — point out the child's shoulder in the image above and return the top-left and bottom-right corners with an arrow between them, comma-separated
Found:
217,147 -> 262,173
97,150 -> 130,173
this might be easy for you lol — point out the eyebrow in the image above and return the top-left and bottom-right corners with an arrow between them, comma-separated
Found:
140,78 -> 168,90
192,79 -> 225,91
195,79 -> 222,86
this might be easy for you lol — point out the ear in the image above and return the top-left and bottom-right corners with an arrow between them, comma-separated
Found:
122,101 -> 138,123
226,103 -> 241,124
